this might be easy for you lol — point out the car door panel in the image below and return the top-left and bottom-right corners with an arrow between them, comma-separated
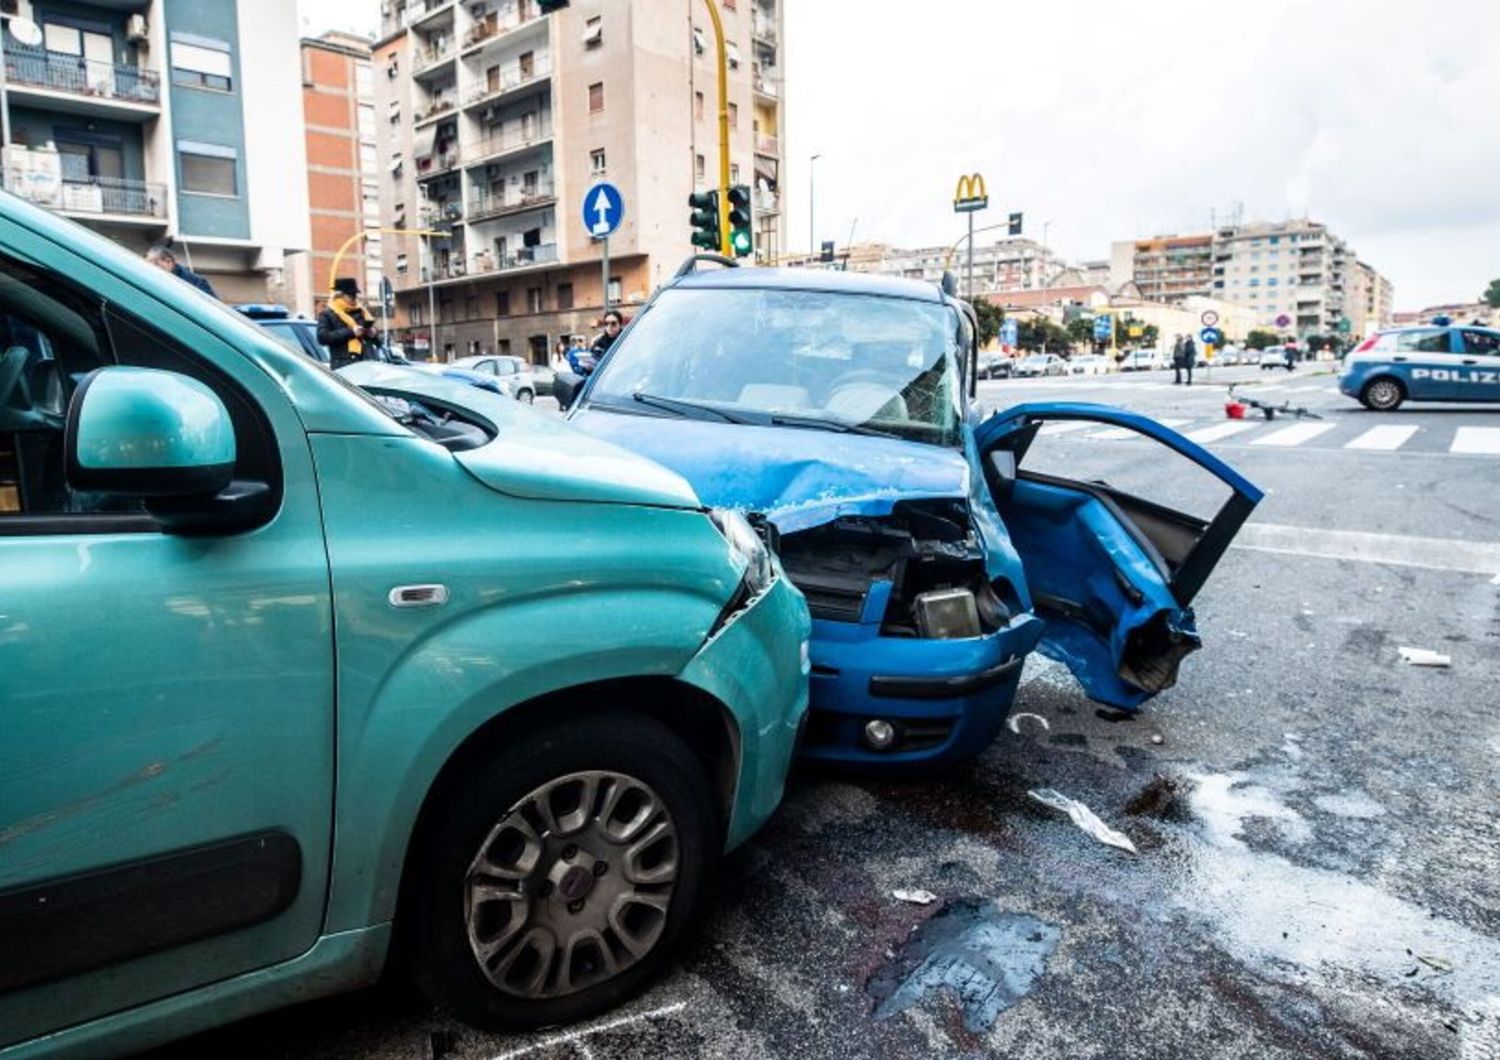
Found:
1457,329 -> 1500,401
976,402 -> 1262,708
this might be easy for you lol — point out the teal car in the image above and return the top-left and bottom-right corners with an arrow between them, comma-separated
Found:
0,192 -> 809,1055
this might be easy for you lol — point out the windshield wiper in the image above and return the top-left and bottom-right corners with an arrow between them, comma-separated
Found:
630,391 -> 750,424
768,412 -> 901,439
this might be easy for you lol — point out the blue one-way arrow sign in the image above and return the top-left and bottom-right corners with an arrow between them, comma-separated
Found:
583,181 -> 624,238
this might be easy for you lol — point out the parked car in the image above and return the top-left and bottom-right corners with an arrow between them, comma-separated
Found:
1121,348 -> 1163,371
1338,323 -> 1500,410
977,350 -> 1013,379
1215,344 -> 1243,366
0,198 -> 810,1053
559,263 -> 1263,770
451,354 -> 541,403
1259,348 -> 1296,371
1069,354 -> 1109,375
1014,353 -> 1067,377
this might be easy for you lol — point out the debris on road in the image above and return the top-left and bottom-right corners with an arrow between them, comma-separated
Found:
1399,646 -> 1452,667
867,899 -> 1061,1032
1490,572 -> 1500,586
892,889 -> 938,906
1006,712 -> 1051,735
1417,955 -> 1454,974
1028,788 -> 1139,854
1125,773 -> 1190,821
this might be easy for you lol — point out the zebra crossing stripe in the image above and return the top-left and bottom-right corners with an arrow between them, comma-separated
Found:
1185,421 -> 1260,443
1451,427 -> 1500,455
1039,421 -> 1092,435
1250,422 -> 1338,447
1087,418 -> 1190,440
1345,425 -> 1419,451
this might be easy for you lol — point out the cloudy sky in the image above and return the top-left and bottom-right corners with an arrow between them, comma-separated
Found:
301,0 -> 1498,308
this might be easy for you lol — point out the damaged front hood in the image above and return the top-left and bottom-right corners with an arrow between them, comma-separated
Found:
571,409 -> 973,532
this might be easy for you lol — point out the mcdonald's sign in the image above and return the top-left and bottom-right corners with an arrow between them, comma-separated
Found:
953,173 -> 988,213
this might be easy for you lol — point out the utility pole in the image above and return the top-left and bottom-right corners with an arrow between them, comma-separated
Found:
700,0 -> 732,256
953,173 -> 989,301
809,153 -> 821,261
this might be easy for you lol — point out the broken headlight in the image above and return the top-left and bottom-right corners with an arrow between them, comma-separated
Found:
710,508 -> 775,597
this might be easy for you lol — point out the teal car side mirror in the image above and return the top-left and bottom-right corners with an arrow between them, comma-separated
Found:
66,366 -> 236,499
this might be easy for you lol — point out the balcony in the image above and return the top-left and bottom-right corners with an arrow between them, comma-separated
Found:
4,52 -> 160,118
752,17 -> 777,45
412,41 -> 456,76
464,121 -> 553,167
425,241 -> 557,284
413,97 -> 459,127
464,60 -> 552,111
419,201 -> 465,227
3,171 -> 167,223
462,5 -> 546,54
467,181 -> 555,223
416,149 -> 463,180
755,133 -> 779,156
752,64 -> 777,99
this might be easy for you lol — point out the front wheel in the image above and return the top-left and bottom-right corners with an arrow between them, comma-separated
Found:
408,713 -> 717,1030
1360,377 -> 1405,411
516,388 -> 535,404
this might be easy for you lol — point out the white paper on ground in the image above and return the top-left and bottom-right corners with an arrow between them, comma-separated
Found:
1398,646 -> 1451,667
1028,788 -> 1138,854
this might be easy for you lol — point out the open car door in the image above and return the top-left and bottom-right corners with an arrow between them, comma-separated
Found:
974,402 -> 1264,709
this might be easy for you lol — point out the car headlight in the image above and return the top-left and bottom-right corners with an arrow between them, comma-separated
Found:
709,508 -> 774,597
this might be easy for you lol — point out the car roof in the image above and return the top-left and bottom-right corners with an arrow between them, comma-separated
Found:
670,265 -> 947,304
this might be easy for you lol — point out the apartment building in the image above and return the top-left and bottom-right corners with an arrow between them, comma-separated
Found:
1109,234 -> 1215,305
373,0 -> 786,363
292,31 -> 384,318
844,237 -> 1066,294
0,0 -> 310,302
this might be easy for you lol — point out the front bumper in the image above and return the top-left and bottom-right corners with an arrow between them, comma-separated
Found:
677,574 -> 811,851
799,612 -> 1046,769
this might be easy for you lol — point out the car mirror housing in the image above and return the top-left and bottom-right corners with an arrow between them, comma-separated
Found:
66,366 -> 236,499
554,371 -> 585,410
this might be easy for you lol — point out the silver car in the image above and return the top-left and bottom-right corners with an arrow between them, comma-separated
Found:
451,354 -> 540,403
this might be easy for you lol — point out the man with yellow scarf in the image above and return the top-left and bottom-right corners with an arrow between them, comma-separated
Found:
316,277 -> 381,369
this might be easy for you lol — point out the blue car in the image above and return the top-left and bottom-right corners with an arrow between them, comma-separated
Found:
558,262 -> 1263,769
1339,322 -> 1500,410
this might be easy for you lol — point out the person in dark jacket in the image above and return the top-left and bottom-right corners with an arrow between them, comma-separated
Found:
146,243 -> 217,298
1174,334 -> 1196,385
316,277 -> 381,370
587,309 -> 624,368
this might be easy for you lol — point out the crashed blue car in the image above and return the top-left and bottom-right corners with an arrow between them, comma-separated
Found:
560,262 -> 1262,768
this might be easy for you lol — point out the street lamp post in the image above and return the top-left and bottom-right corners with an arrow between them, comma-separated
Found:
809,153 -> 821,261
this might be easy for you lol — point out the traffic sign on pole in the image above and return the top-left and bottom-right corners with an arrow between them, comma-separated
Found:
1200,309 -> 1220,328
583,181 -> 624,238
1000,318 -> 1019,347
1200,326 -> 1224,347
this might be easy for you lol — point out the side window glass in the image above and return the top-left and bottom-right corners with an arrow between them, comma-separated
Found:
1396,329 -> 1447,353
1460,330 -> 1500,356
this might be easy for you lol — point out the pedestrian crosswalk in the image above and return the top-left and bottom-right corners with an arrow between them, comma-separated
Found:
1038,416 -> 1499,456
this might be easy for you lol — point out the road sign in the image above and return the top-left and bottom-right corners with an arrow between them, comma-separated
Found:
1275,313 -> 1291,328
1000,318 -> 1019,347
583,181 -> 624,238
1200,326 -> 1224,346
1093,315 -> 1113,341
1200,309 -> 1220,327
953,172 -> 988,213
1337,316 -> 1352,334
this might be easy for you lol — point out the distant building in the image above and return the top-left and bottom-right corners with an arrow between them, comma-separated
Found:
1110,234 -> 1214,305
1392,301 -> 1493,327
373,0 -> 787,363
0,0 -> 310,302
293,32 -> 383,319
844,237 -> 1067,294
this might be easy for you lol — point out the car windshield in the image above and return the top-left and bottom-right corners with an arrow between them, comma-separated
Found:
586,287 -> 965,446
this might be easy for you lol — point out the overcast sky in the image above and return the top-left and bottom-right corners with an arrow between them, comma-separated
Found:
301,0 -> 1498,308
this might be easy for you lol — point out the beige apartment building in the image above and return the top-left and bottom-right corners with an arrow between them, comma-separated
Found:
372,0 -> 786,362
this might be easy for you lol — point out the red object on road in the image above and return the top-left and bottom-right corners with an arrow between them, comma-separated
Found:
1225,400 -> 1247,419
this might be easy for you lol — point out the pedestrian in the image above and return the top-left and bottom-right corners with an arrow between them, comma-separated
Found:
1171,335 -> 1185,384
316,277 -> 381,370
1176,334 -> 1196,385
145,242 -> 216,298
589,309 -> 624,367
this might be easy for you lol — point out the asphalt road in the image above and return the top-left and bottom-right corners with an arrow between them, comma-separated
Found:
154,365 -> 1500,1060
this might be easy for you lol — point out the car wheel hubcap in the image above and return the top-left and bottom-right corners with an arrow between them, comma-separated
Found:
1369,381 -> 1399,408
464,770 -> 678,999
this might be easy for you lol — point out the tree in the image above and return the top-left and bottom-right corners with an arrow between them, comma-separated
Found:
1484,278 -> 1500,309
1141,324 -> 1160,348
1065,317 -> 1094,346
972,299 -> 1004,347
1017,318 -> 1073,354
1245,328 -> 1280,350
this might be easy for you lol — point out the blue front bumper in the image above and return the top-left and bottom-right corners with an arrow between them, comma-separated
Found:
799,612 -> 1046,768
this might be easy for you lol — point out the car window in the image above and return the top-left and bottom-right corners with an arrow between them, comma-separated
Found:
1396,328 -> 1448,353
1460,330 -> 1500,356
0,251 -> 280,529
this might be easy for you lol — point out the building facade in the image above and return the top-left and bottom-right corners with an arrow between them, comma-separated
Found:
843,237 -> 1067,295
373,0 -> 786,363
1109,234 -> 1215,305
292,31 -> 383,318
0,0 -> 310,302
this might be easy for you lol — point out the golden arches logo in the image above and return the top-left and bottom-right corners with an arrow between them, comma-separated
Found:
954,173 -> 987,202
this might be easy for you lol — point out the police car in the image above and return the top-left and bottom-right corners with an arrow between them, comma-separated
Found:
1339,321 -> 1500,411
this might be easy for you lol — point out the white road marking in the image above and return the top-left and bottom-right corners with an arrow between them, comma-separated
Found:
1345,425 -> 1420,451
1451,427 -> 1500,455
1185,421 -> 1260,443
1039,421 -> 1092,435
491,1002 -> 689,1060
1087,417 -> 1190,440
1234,523 -> 1500,575
1250,422 -> 1338,447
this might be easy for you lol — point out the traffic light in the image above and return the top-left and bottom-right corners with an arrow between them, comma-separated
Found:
727,184 -> 753,258
688,189 -> 720,250
1008,212 -> 1023,236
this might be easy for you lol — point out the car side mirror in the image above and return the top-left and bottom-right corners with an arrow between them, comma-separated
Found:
553,370 -> 584,410
67,367 -> 236,499
988,448 -> 1018,500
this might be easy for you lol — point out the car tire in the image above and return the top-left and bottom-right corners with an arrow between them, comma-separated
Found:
408,712 -> 717,1031
517,389 -> 535,405
1360,377 -> 1405,412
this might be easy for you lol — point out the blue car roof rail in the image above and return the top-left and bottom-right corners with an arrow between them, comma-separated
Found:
673,253 -> 740,279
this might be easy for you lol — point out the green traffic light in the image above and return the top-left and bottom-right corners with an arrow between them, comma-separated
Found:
731,229 -> 752,256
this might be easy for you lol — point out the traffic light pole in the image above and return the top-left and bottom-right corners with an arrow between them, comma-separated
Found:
601,234 -> 611,312
701,0 -> 732,256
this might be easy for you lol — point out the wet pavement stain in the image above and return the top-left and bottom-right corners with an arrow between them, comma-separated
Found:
865,899 -> 1061,1033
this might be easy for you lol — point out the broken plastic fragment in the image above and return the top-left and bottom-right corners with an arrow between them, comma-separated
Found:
1027,788 -> 1138,854
1417,954 -> 1453,974
1399,646 -> 1451,667
892,889 -> 938,906
1006,712 -> 1051,735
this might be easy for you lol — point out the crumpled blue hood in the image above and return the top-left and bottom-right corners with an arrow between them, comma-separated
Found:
571,408 -> 972,533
